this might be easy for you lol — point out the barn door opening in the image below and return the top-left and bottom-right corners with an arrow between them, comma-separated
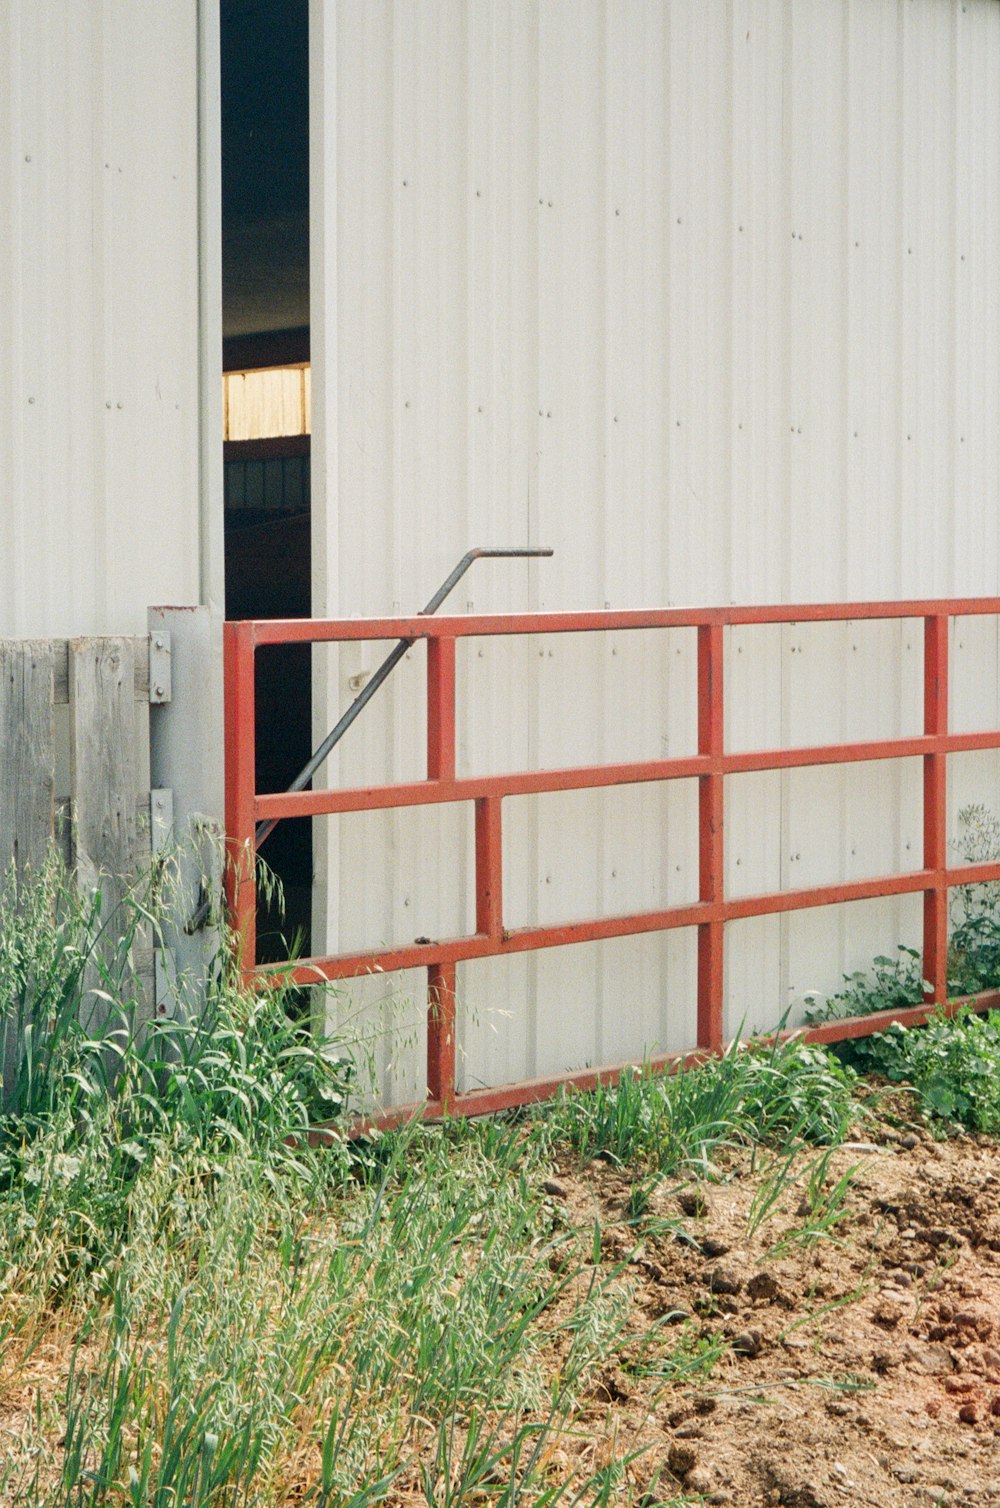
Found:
221,0 -> 311,960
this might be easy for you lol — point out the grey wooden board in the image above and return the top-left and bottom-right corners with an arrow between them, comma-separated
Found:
0,640 -> 55,888
52,636 -> 153,705
70,637 -> 141,892
70,637 -> 150,1037
0,641 -> 56,1105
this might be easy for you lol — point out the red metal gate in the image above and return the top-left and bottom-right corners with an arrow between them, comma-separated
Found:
225,601 -> 1000,1124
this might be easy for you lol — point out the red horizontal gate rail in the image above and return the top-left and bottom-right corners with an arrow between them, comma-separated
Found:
224,600 -> 1000,1126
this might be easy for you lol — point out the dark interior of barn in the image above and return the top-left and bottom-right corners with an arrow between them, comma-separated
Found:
221,0 -> 312,958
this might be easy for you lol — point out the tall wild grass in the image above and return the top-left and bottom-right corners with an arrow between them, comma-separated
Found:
0,854 -> 861,1505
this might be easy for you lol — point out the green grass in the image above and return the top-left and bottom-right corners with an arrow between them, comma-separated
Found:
4,848 -> 994,1506
1,855 -> 748,1505
537,1032 -> 859,1174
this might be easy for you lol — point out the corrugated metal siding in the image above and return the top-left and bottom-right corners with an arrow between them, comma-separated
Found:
310,0 -> 1000,1105
0,0 -> 201,637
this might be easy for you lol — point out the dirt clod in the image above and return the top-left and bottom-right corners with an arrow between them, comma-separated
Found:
746,1269 -> 783,1303
701,1235 -> 731,1258
910,1340 -> 955,1375
707,1262 -> 743,1295
667,1439 -> 699,1477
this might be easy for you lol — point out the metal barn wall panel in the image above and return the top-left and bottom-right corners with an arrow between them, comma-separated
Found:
310,0 -> 1000,1106
0,1 -> 201,639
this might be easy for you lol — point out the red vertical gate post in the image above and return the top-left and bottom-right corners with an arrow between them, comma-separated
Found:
224,621 -> 258,972
475,796 -> 504,941
427,635 -> 457,782
426,635 -> 457,1108
697,623 -> 725,1051
923,614 -> 949,1005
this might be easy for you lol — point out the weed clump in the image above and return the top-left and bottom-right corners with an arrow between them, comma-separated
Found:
538,1033 -> 858,1174
833,1005 -> 1000,1136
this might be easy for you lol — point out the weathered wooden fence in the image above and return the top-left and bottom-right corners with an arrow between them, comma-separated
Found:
0,634 -> 173,1012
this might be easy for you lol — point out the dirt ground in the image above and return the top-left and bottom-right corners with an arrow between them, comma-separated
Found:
541,1096 -> 1000,1506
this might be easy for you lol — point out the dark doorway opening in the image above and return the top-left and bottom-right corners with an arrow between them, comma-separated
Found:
221,0 -> 312,961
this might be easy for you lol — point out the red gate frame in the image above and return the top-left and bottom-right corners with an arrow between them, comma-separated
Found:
225,601 -> 1000,1126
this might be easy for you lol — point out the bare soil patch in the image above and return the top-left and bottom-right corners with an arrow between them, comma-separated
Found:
530,1103 -> 1000,1506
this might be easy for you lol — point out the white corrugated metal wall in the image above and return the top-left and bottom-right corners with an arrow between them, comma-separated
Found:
0,0 -> 205,638
309,0 -> 1000,1106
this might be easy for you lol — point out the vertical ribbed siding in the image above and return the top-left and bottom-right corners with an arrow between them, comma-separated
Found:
311,0 -> 1000,1106
0,2 -> 201,638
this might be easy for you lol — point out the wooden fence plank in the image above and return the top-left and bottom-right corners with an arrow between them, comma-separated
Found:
70,639 -> 142,1039
0,640 -> 55,887
52,636 -> 152,704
